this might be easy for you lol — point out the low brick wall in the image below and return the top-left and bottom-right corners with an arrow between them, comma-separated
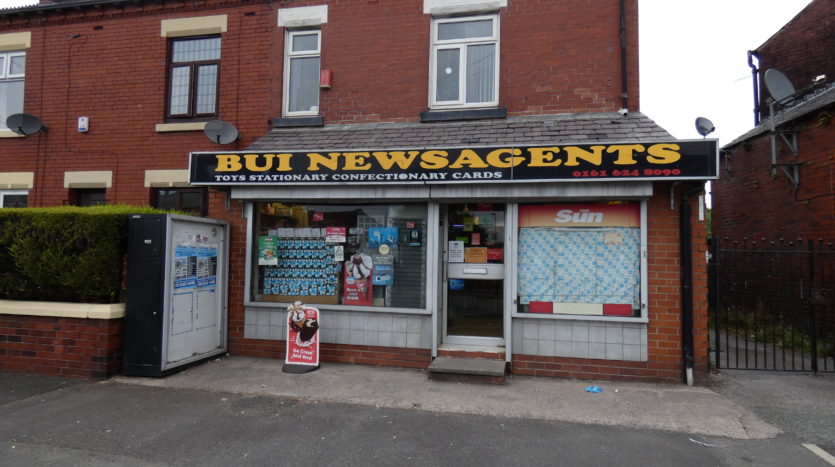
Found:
0,301 -> 125,379
511,354 -> 683,383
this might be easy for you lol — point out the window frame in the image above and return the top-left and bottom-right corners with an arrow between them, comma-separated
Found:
282,29 -> 322,117
0,190 -> 28,208
429,14 -> 500,109
152,187 -> 208,217
0,50 -> 26,130
165,35 -> 221,121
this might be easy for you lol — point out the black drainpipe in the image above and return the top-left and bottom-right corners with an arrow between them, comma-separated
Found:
619,0 -> 629,110
679,184 -> 704,386
748,50 -> 760,126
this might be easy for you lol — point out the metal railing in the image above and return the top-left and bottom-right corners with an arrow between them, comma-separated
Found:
709,237 -> 834,372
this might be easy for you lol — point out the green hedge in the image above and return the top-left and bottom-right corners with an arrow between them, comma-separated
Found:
0,205 -> 172,303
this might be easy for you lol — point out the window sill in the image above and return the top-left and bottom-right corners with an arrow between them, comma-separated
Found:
272,116 -> 324,128
511,312 -> 649,324
155,122 -> 208,133
420,107 -> 506,123
245,300 -> 431,315
0,129 -> 24,138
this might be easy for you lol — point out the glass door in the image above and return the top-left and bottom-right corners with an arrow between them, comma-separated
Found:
443,203 -> 505,344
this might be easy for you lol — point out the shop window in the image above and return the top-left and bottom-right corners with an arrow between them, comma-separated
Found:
153,188 -> 207,216
0,190 -> 27,208
71,189 -> 106,207
251,202 -> 428,309
166,36 -> 221,119
516,203 -> 643,318
430,15 -> 498,109
0,50 -> 25,130
284,30 -> 321,116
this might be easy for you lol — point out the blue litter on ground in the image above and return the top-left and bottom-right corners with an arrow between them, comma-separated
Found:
585,386 -> 603,393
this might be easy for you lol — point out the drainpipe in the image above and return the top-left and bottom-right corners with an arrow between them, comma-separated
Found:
679,183 -> 704,386
619,0 -> 629,111
748,50 -> 760,126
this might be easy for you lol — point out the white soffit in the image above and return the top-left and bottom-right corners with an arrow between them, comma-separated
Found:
145,170 -> 190,188
424,0 -> 507,15
161,15 -> 228,38
64,171 -> 112,189
0,31 -> 31,51
278,5 -> 329,28
0,172 -> 34,189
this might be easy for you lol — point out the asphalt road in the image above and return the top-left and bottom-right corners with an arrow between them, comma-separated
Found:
0,373 -> 830,467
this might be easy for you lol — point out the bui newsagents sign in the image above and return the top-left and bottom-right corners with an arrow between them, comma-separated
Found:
189,140 -> 717,185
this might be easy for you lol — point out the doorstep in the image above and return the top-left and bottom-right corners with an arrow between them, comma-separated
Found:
427,356 -> 507,385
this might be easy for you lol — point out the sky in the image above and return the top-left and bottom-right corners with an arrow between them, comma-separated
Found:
0,0 -> 814,147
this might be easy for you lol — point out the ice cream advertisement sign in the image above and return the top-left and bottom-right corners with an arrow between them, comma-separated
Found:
286,302 -> 320,367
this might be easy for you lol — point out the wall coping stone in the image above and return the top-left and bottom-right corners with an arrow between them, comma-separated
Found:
0,300 -> 125,319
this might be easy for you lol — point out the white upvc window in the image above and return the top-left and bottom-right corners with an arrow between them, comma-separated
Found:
430,15 -> 498,109
283,30 -> 321,116
0,190 -> 28,208
0,51 -> 25,130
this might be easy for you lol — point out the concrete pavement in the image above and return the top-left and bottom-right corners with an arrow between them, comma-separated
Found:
113,356 -> 780,440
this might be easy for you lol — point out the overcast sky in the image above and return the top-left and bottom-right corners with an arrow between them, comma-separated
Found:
1,0 -> 813,146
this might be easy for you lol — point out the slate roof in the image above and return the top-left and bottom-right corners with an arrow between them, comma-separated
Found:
724,83 -> 835,149
246,112 -> 673,151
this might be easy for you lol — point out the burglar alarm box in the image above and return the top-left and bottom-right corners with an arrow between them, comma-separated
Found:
123,214 -> 229,377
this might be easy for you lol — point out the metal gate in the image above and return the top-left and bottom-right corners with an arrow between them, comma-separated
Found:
709,237 -> 834,372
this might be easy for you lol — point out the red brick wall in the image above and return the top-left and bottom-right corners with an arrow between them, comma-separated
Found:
513,183 -> 711,383
233,337 -> 431,369
0,314 -> 123,379
713,112 -> 835,240
755,0 -> 835,109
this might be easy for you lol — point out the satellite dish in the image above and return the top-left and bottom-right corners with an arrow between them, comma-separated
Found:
203,120 -> 239,145
695,117 -> 715,137
6,113 -> 47,136
764,69 -> 796,104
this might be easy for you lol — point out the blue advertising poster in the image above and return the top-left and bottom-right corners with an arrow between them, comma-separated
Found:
368,227 -> 398,247
174,244 -> 197,289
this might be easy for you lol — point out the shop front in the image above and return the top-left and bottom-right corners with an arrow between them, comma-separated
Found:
190,117 -> 718,382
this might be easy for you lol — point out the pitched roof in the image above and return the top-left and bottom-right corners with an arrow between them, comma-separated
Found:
246,112 -> 673,152
724,84 -> 835,149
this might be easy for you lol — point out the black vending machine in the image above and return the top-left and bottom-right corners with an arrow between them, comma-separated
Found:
123,214 -> 229,377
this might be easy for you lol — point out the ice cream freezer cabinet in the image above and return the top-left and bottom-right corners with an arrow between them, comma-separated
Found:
123,214 -> 229,377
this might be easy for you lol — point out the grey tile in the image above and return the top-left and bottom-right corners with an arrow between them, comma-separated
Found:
640,328 -> 648,346
258,310 -> 271,325
605,343 -> 624,360
538,339 -> 556,357
406,332 -> 421,348
256,324 -> 270,340
269,311 -> 285,326
350,330 -> 364,345
554,340 -> 572,357
377,315 -> 393,332
244,324 -> 257,339
392,317 -> 408,333
555,323 -> 572,341
572,322 -> 589,342
366,315 -> 379,332
523,339 -> 538,355
622,327 -> 641,346
605,325 -> 623,344
623,344 -> 641,361
245,309 -> 257,326
407,317 -> 423,333
350,314 -> 366,330
523,321 -> 538,340
363,330 -> 378,346
420,331 -> 432,349
335,313 -> 350,330
378,331 -> 392,347
589,342 -> 606,360
512,321 -> 524,343
318,326 -> 333,342
571,341 -> 589,358
640,345 -> 648,361
538,322 -> 556,341
589,325 -> 606,343
336,329 -> 350,345
391,332 -> 407,348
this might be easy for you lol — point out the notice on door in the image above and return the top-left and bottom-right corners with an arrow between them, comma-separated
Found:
448,241 -> 465,263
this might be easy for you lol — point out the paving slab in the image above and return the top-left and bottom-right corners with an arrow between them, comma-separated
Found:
112,355 -> 780,440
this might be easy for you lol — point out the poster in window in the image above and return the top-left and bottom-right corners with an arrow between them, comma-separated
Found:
343,253 -> 373,305
368,227 -> 398,247
372,254 -> 394,286
258,236 -> 278,266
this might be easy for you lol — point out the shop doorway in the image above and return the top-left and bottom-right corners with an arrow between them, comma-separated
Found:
442,203 -> 505,346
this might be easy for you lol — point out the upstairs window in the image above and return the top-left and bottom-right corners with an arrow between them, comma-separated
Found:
153,187 -> 207,217
430,15 -> 498,109
0,51 -> 25,130
167,36 -> 221,119
284,30 -> 321,116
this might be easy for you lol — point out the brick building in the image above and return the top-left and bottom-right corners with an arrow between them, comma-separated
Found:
0,0 -> 716,383
714,0 -> 834,240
